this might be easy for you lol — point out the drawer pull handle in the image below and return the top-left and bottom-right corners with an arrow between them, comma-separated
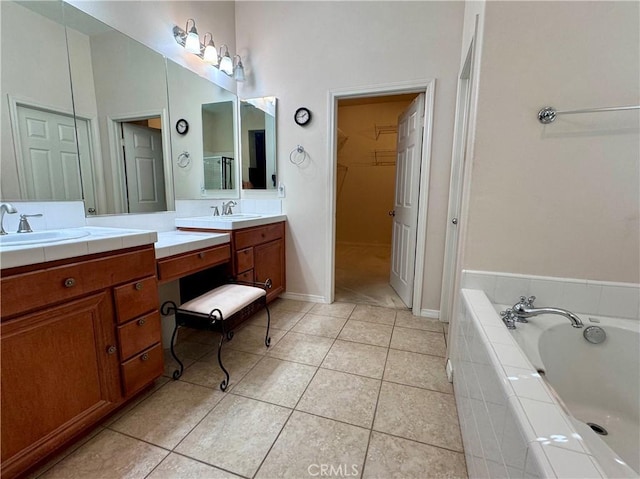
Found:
135,282 -> 143,291
137,318 -> 146,326
64,278 -> 76,288
107,345 -> 117,355
141,353 -> 149,361
198,252 -> 205,259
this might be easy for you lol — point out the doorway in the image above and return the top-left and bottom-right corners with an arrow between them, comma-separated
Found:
333,92 -> 427,310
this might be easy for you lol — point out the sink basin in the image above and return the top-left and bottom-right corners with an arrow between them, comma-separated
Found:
216,214 -> 261,221
0,230 -> 90,246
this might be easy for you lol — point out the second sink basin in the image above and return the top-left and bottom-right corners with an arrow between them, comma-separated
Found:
0,229 -> 90,246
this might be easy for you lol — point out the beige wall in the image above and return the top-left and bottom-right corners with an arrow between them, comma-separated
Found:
336,100 -> 413,245
236,1 -> 464,306
463,1 -> 640,283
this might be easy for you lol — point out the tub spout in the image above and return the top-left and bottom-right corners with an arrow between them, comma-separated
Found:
512,296 -> 583,328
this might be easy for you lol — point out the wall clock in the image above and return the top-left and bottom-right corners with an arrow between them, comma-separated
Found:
176,118 -> 189,135
294,107 -> 312,126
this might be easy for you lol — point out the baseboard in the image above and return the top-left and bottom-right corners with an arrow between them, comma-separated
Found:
279,292 -> 328,304
420,308 -> 441,320
335,241 -> 392,248
446,359 -> 453,383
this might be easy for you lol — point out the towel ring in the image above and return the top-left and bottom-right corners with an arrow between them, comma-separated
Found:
289,145 -> 307,166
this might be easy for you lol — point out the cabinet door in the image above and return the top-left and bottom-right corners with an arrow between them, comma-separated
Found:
1,292 -> 120,476
254,239 -> 285,303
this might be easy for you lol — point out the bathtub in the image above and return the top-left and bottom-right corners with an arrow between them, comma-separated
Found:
451,288 -> 639,478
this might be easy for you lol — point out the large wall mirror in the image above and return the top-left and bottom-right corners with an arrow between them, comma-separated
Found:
240,97 -> 277,190
167,60 -> 239,200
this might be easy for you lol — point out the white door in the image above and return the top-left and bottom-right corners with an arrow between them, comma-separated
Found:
390,93 -> 425,307
122,123 -> 166,213
16,106 -> 95,212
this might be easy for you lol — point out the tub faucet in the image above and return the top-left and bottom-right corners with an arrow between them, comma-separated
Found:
0,203 -> 18,235
510,296 -> 583,328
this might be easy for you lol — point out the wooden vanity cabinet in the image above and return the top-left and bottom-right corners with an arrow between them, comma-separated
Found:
178,222 -> 285,303
0,245 -> 162,479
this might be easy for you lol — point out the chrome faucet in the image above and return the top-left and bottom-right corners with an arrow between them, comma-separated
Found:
0,203 -> 18,235
221,200 -> 237,216
502,296 -> 583,329
17,214 -> 43,233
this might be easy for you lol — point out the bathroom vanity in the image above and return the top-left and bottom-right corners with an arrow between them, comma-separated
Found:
0,229 -> 161,479
175,215 -> 286,303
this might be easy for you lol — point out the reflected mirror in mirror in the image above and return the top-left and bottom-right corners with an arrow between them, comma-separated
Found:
240,97 -> 277,190
1,1 -> 80,204
63,2 -> 172,215
167,60 -> 238,199
202,102 -> 235,190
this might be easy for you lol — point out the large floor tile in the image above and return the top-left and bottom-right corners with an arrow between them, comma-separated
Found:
172,338 -> 216,360
179,348 -> 262,390
256,411 -> 369,478
309,301 -> 356,318
390,326 -> 446,356
270,298 -> 315,313
147,453 -> 243,479
395,310 -> 444,332
297,368 -> 380,428
266,331 -> 334,366
101,377 -> 170,427
179,328 -> 221,345
321,340 -> 388,379
110,380 -> 224,449
349,304 -> 397,326
175,394 -> 291,477
39,429 -> 167,479
163,350 -> 196,378
233,357 -> 317,407
373,382 -> 462,452
225,324 -> 286,355
383,349 -> 452,394
291,313 -> 348,338
363,431 -> 467,479
269,309 -> 305,331
338,320 -> 393,347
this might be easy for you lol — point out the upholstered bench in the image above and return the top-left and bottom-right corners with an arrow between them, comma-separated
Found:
160,282 -> 271,391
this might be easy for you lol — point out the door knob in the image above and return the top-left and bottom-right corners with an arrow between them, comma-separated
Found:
388,210 -> 395,217
451,218 -> 458,225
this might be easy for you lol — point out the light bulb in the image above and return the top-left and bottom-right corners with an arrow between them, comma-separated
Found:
220,52 -> 233,75
185,20 -> 200,54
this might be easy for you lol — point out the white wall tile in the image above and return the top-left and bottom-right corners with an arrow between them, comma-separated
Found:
560,282 -> 602,315
541,444 -> 603,479
494,275 -> 532,305
524,443 -> 557,479
462,270 -> 498,300
529,279 -> 564,307
598,284 -> 640,319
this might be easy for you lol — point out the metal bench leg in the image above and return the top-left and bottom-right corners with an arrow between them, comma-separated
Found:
169,319 -> 184,380
218,318 -> 231,391
264,298 -> 271,347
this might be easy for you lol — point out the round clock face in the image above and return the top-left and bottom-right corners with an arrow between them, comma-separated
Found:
176,119 -> 189,135
294,107 -> 311,126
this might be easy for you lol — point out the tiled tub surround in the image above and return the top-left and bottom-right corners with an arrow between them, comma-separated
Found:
451,289 -> 638,479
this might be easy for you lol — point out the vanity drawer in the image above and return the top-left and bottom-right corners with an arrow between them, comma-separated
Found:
0,247 -> 156,319
117,311 -> 162,361
236,248 -> 254,273
234,222 -> 284,250
237,269 -> 254,283
113,276 -> 159,324
121,343 -> 164,397
157,244 -> 230,283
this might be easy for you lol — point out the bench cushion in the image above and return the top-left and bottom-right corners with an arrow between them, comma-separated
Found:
179,284 -> 266,320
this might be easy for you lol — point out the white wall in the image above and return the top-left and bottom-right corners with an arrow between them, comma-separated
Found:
463,1 -> 640,284
236,1 -> 465,307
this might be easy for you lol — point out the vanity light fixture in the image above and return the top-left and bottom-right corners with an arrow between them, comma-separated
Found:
173,21 -> 247,81
233,55 -> 245,82
202,33 -> 218,65
219,45 -> 234,75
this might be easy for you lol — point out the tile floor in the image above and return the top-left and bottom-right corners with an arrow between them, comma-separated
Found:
34,299 -> 466,479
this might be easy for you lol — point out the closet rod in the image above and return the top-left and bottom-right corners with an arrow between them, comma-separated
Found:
538,105 -> 640,124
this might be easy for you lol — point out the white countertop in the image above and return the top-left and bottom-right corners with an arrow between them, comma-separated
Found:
154,230 -> 230,259
174,213 -> 287,231
0,227 -> 158,269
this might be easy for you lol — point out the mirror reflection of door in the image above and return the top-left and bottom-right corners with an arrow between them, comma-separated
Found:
120,119 -> 166,213
248,130 -> 266,189
14,104 -> 96,213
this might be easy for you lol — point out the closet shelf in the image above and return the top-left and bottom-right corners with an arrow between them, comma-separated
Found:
374,124 -> 397,139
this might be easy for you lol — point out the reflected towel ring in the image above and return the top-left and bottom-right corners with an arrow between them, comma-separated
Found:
289,145 -> 307,166
176,151 -> 191,168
